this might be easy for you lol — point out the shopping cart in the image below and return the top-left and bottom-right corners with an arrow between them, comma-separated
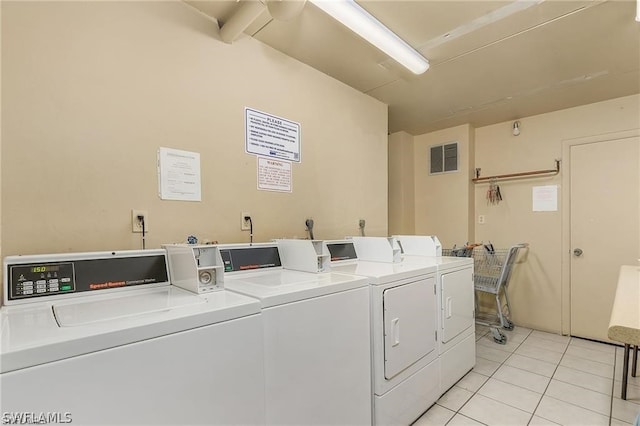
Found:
442,243 -> 479,258
473,243 -> 529,344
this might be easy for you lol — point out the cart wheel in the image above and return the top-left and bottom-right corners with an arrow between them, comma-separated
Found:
493,335 -> 507,345
503,320 -> 514,331
490,327 -> 507,345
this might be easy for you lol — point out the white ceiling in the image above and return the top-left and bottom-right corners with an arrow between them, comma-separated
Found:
187,0 -> 640,135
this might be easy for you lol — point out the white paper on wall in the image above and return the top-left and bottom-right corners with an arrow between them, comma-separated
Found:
157,147 -> 201,201
532,185 -> 558,212
257,156 -> 292,193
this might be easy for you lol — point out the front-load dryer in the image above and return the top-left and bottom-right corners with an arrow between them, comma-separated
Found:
395,235 -> 476,394
0,249 -> 265,425
327,237 -> 440,426
218,242 -> 372,426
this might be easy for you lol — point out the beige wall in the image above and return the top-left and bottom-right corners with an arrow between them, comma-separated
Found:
388,131 -> 415,235
0,0 -> 2,274
413,124 -> 474,248
406,95 -> 639,334
1,1 -> 388,260
474,94 -> 639,333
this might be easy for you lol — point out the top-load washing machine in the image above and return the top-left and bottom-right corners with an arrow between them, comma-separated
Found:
218,240 -> 372,426
326,237 -> 440,426
1,249 -> 266,425
394,235 -> 476,393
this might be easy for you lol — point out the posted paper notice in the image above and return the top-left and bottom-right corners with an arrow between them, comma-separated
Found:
158,147 -> 201,201
532,185 -> 558,211
258,157 -> 292,193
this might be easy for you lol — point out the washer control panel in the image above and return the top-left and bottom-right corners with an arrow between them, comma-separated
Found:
4,250 -> 169,304
10,262 -> 76,299
219,246 -> 281,272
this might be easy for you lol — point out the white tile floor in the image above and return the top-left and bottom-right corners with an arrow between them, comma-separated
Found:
414,325 -> 640,426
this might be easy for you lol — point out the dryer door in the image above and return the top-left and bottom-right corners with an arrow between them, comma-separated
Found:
383,277 -> 436,380
441,267 -> 474,343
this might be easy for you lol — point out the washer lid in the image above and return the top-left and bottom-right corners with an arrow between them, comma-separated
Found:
0,287 -> 261,373
402,255 -> 473,271
53,286 -> 206,327
225,270 -> 368,308
330,260 -> 436,285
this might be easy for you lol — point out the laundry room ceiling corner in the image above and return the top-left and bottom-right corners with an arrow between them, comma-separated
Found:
186,0 -> 640,135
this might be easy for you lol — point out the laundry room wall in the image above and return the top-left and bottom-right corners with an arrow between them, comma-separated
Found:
412,124 -> 475,249
0,2 -> 3,279
407,95 -> 638,334
473,94 -> 639,334
388,131 -> 415,235
1,2 -> 388,262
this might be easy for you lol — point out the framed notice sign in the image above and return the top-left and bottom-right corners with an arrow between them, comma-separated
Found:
245,107 -> 301,163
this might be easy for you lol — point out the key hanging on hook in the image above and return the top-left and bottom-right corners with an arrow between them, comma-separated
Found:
487,178 -> 502,205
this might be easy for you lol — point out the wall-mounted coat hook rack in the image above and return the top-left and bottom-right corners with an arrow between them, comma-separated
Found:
473,160 -> 560,183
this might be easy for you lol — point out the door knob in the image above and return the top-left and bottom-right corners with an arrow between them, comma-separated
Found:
573,248 -> 583,257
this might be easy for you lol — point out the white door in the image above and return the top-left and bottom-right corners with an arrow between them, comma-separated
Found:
383,277 -> 437,380
570,136 -> 639,342
441,267 -> 475,343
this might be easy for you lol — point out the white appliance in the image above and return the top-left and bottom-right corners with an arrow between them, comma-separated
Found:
0,249 -> 265,425
219,241 -> 372,426
327,237 -> 440,426
394,235 -> 476,393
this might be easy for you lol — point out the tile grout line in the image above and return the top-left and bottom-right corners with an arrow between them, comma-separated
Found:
609,348 -> 616,426
549,351 -> 617,395
444,327 -> 532,426
606,346 -> 640,425
538,394 -> 612,424
530,336 -> 620,425
436,331 -> 628,426
525,334 -> 572,425
442,327 -> 493,426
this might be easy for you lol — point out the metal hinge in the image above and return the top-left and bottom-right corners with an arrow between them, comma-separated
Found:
434,284 -> 436,295
435,330 -> 438,341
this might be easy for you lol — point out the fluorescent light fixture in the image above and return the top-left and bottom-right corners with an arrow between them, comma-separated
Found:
636,0 -> 640,22
309,0 -> 429,74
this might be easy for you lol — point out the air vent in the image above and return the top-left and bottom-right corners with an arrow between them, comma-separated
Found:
430,142 -> 458,174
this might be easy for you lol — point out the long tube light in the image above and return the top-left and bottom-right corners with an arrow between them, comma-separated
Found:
636,0 -> 639,22
309,0 -> 430,74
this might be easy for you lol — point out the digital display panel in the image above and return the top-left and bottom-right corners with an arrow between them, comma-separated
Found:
30,265 -> 60,273
327,243 -> 358,261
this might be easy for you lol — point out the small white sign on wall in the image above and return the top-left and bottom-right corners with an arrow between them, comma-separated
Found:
245,107 -> 301,163
532,185 -> 558,212
157,147 -> 201,201
257,157 -> 292,193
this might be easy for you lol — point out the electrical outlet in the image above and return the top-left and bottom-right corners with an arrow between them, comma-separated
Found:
132,209 -> 149,233
478,215 -> 485,224
241,212 -> 251,231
